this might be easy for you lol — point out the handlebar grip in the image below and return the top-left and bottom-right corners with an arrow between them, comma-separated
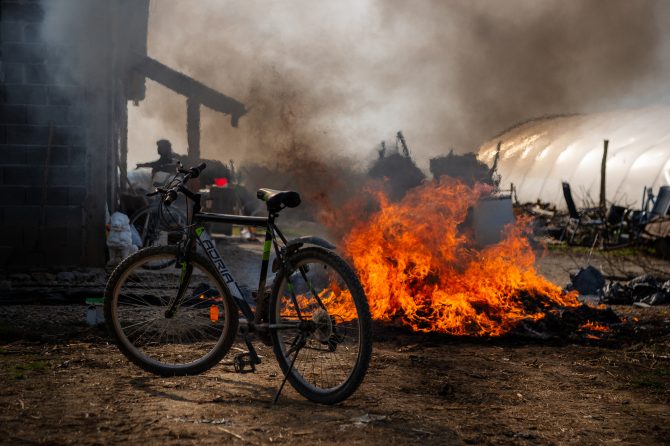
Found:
189,163 -> 207,179
163,189 -> 178,206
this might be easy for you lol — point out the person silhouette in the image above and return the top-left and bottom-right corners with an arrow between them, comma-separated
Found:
136,139 -> 177,176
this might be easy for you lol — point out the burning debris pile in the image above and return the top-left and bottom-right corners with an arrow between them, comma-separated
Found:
429,150 -> 493,186
336,178 -> 621,338
368,132 -> 425,201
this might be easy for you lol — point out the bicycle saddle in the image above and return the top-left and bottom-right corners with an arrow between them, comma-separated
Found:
257,188 -> 301,212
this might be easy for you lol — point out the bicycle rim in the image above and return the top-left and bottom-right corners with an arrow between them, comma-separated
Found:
107,249 -> 235,374
271,249 -> 369,401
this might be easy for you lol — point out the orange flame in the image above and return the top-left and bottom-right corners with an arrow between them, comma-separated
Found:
578,321 -> 610,332
335,179 -> 579,336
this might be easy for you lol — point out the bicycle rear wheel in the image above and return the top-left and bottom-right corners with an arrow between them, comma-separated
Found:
104,245 -> 238,376
269,247 -> 372,404
130,204 -> 186,247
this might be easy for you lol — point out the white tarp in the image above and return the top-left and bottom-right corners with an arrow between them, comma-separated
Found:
477,106 -> 670,209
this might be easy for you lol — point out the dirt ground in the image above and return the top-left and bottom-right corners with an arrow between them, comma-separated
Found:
1,242 -> 670,445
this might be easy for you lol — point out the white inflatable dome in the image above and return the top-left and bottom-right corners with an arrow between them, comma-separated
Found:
477,106 -> 670,210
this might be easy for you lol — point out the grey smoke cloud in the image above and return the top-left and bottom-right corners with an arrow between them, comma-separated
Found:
124,0 -> 670,168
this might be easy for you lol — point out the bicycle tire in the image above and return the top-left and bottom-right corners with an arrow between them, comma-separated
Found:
104,245 -> 239,376
269,247 -> 372,404
130,204 -> 187,248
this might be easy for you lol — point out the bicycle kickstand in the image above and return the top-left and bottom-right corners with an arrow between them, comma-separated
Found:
234,328 -> 261,374
272,334 -> 306,404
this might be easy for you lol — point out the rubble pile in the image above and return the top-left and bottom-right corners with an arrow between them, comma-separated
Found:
566,265 -> 670,307
602,274 -> 670,306
368,152 -> 425,201
429,151 -> 493,186
513,298 -> 623,340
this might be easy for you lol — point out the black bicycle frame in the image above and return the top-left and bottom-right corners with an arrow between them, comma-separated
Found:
190,211 -> 285,322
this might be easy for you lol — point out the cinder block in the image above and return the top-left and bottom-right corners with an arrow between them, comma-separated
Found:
21,226 -> 40,252
46,206 -> 82,226
1,43 -> 46,64
0,186 -> 26,205
2,64 -> 25,83
3,166 -> 43,186
0,226 -> 22,245
6,124 -> 50,145
68,105 -> 84,123
5,85 -> 47,105
44,227 -> 68,246
47,86 -> 81,106
49,146 -> 69,165
1,21 -> 24,43
52,126 -> 84,146
57,248 -> 83,267
4,205 -> 40,225
2,2 -> 44,23
0,105 -> 27,124
22,23 -> 40,43
48,165 -> 85,187
24,64 -> 49,84
68,187 -> 87,206
25,146 -> 69,166
24,105 -> 70,125
23,146 -> 47,165
15,251 -> 45,268
0,145 -> 27,164
25,186 -> 68,206
69,146 -> 86,166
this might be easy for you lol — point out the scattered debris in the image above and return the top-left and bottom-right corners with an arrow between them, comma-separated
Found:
566,266 -> 606,295
602,275 -> 670,306
564,265 -> 670,307
350,413 -> 389,426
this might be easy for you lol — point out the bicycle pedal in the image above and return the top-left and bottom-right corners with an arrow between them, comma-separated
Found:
233,352 -> 257,374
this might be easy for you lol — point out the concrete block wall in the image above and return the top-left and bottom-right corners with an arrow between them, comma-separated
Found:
1,0 -> 88,266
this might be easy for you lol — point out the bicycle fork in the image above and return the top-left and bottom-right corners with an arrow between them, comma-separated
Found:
165,261 -> 193,318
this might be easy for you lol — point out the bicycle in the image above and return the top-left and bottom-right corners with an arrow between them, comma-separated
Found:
128,171 -> 188,249
104,163 -> 373,404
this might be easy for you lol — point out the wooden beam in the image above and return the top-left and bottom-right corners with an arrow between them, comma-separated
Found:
135,55 -> 246,127
186,98 -> 200,160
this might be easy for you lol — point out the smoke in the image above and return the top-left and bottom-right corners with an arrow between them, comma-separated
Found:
128,0 -> 670,170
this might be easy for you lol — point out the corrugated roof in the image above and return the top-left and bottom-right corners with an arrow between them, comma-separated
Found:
478,106 -> 670,209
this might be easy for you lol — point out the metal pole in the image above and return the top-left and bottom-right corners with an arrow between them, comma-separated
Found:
599,140 -> 609,212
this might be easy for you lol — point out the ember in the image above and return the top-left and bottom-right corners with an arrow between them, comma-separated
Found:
338,179 -> 584,336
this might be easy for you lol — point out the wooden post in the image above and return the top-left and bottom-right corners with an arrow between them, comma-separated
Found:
186,97 -> 201,161
600,139 -> 609,211
119,100 -> 128,192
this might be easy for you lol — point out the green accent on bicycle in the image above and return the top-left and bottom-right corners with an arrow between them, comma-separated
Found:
262,240 -> 272,260
195,226 -> 204,236
179,261 -> 187,284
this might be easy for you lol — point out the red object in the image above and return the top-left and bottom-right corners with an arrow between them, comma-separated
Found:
214,177 -> 228,187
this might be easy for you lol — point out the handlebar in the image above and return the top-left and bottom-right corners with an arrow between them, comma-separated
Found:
146,163 -> 207,206
177,162 -> 207,179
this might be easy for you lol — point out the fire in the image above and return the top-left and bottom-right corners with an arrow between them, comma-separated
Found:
336,179 -> 580,336
281,287 -> 359,322
578,321 -> 610,332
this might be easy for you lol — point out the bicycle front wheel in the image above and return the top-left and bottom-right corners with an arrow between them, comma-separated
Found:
104,246 -> 238,376
269,247 -> 372,404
